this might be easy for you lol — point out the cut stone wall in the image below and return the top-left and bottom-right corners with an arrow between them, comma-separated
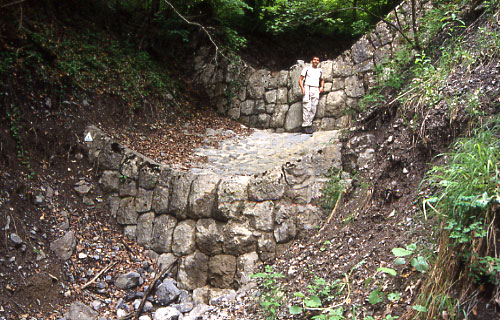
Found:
193,0 -> 425,132
83,125 -> 342,290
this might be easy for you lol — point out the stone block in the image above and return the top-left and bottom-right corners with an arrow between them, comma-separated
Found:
178,251 -> 209,290
138,163 -> 160,190
240,100 -> 255,116
223,221 -> 256,256
152,214 -> 177,253
208,255 -> 237,288
243,201 -> 274,232
270,104 -> 289,128
137,212 -> 154,248
135,188 -> 153,213
117,197 -> 138,225
248,168 -> 285,201
196,218 -> 224,256
172,220 -> 196,256
188,173 -> 220,219
284,101 -> 302,132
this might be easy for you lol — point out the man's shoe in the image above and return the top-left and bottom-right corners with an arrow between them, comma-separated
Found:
303,126 -> 313,134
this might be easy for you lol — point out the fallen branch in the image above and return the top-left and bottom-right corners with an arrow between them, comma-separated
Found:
119,258 -> 179,320
81,261 -> 117,290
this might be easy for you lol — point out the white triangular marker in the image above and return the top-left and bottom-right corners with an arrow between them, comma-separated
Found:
84,132 -> 93,142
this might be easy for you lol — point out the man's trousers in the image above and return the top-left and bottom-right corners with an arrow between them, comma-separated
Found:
302,86 -> 319,127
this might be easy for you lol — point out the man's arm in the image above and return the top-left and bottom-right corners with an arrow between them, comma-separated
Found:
319,77 -> 325,93
299,75 -> 305,95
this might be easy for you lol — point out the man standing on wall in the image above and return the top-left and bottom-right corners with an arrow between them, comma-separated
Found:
299,56 -> 324,134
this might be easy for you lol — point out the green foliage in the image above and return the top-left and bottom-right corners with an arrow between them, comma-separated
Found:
415,293 -> 461,320
440,11 -> 466,35
387,292 -> 400,302
5,17 -> 177,113
321,169 -> 347,210
412,304 -> 428,313
368,288 -> 384,305
391,243 -> 429,273
424,120 -> 500,288
6,106 -> 35,179
290,261 -> 365,319
391,247 -> 413,257
0,51 -> 15,75
377,267 -> 397,277
312,306 -> 345,320
257,0 -> 399,37
425,121 -> 500,231
410,256 -> 430,273
250,265 -> 285,320
470,255 -> 500,284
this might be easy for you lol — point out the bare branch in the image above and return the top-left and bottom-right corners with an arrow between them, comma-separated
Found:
291,6 -> 419,50
162,0 -> 225,63
119,258 -> 179,320
327,7 -> 419,49
1,0 -> 26,8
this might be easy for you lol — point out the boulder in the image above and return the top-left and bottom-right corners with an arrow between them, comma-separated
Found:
319,60 -> 334,82
99,142 -> 123,170
115,271 -> 141,290
288,64 -> 303,103
345,75 -> 365,98
270,104 -> 289,128
153,307 -> 181,320
135,188 -> 153,213
264,90 -> 277,104
99,170 -> 120,193
156,278 -> 181,306
276,87 -> 288,104
119,179 -> 137,197
121,151 -> 143,180
158,253 -> 177,271
351,35 -> 373,64
216,175 -> 250,221
240,100 -> 255,116
138,163 -> 160,190
284,101 -> 302,132
50,231 -> 76,261
324,91 -> 347,117
236,252 -> 261,286
257,232 -> 276,262
152,184 -> 170,214
64,302 -> 98,320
